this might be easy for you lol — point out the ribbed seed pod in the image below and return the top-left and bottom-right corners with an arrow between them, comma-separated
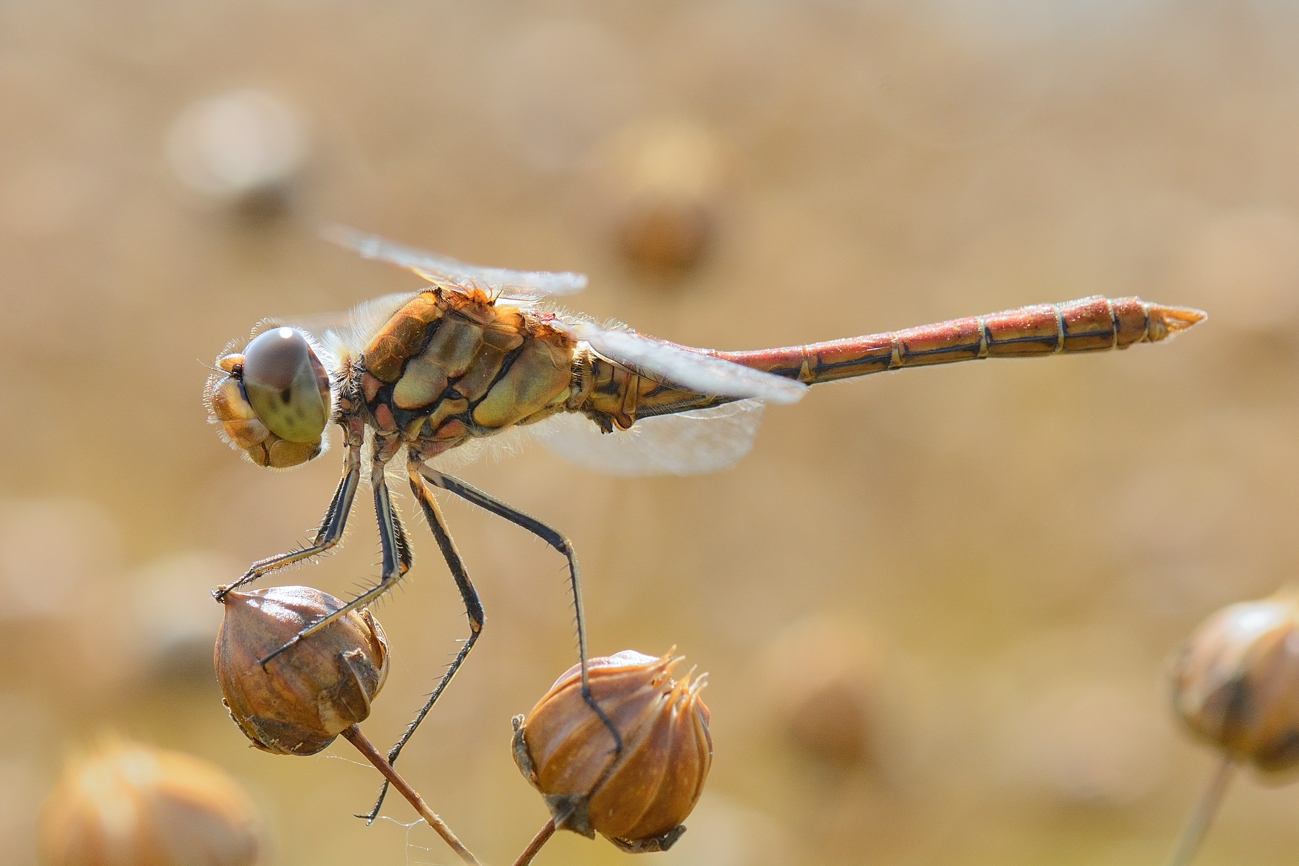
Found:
215,585 -> 388,756
512,650 -> 712,853
1169,589 -> 1299,771
38,739 -> 262,866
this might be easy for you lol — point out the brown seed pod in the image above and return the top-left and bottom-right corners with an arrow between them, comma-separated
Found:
512,649 -> 712,853
215,585 -> 388,756
1169,589 -> 1299,771
165,88 -> 307,216
38,738 -> 262,866
594,119 -> 730,273
761,615 -> 877,768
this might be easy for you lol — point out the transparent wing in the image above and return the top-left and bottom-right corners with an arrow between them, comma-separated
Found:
534,400 -> 766,476
283,291 -> 415,344
323,225 -> 588,299
281,290 -> 418,366
551,319 -> 807,404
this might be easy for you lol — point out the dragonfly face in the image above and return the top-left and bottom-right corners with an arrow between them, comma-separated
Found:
205,325 -> 331,468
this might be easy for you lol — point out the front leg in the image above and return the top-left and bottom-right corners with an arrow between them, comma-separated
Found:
214,442 -> 362,601
257,447 -> 407,665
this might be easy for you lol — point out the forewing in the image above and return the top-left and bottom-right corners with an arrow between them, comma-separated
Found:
283,291 -> 414,343
323,225 -> 588,298
281,290 -> 418,367
535,400 -> 766,476
552,319 -> 807,404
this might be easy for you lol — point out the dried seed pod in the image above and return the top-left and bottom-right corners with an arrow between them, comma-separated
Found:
512,650 -> 712,853
38,738 -> 262,866
1169,589 -> 1299,771
215,585 -> 388,756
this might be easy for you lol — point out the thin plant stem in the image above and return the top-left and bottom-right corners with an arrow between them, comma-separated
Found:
512,818 -> 556,866
341,725 -> 481,866
1165,753 -> 1235,866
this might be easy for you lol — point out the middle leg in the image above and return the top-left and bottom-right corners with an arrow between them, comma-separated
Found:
360,456 -> 487,822
214,442 -> 363,600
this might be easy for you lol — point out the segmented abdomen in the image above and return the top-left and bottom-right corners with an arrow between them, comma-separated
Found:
582,295 -> 1205,425
717,296 -> 1204,385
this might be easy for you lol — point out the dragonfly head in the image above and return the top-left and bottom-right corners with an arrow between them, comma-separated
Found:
205,325 -> 332,469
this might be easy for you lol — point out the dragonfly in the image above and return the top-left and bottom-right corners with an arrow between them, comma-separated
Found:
207,227 -> 1205,818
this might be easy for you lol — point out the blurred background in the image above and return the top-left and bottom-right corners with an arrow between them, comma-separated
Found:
3,1 -> 1299,864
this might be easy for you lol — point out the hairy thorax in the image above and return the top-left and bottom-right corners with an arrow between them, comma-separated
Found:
351,287 -> 581,459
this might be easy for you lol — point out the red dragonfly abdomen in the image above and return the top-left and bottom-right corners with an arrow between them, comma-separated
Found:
593,296 -> 1205,425
716,295 -> 1205,385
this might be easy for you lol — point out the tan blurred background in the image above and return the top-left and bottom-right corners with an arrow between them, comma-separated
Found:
3,1 -> 1299,864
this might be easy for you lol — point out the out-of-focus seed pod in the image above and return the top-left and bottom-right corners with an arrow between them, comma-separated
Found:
215,585 -> 388,756
594,119 -> 730,273
1169,589 -> 1299,771
38,738 -> 262,866
132,551 -> 238,682
512,650 -> 711,853
166,88 -> 307,215
761,615 -> 877,768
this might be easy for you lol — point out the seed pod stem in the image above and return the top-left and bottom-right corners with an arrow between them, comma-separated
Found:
340,725 -> 481,866
512,818 -> 556,866
1165,754 -> 1235,866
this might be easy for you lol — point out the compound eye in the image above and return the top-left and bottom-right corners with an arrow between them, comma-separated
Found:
241,327 -> 330,443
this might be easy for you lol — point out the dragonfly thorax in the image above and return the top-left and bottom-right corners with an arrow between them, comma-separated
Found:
352,287 -> 581,458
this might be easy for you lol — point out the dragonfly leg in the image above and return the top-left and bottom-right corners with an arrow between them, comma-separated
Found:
415,464 -> 623,754
391,488 -> 414,577
257,452 -> 405,665
213,443 -> 362,601
358,460 -> 487,823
